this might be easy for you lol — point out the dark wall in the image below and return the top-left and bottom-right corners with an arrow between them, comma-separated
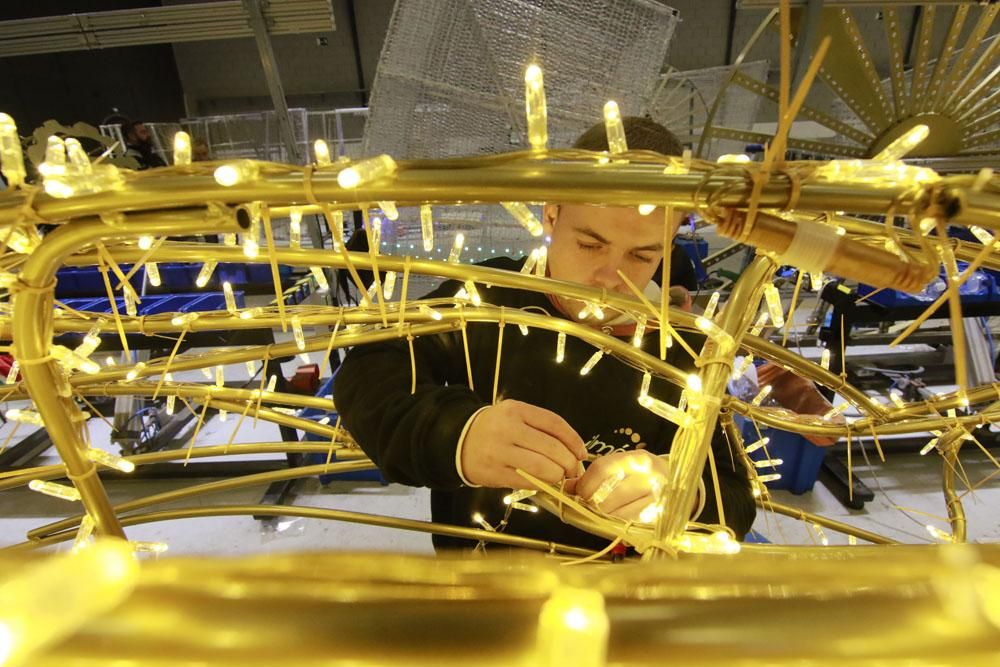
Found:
0,1 -> 185,133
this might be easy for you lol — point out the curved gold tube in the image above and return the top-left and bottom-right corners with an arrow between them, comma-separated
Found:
760,500 -> 900,546
11,211 -> 245,539
16,505 -> 599,559
28,461 -> 375,541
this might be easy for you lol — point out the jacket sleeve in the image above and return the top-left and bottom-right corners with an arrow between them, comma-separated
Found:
333,279 -> 488,489
696,425 -> 757,539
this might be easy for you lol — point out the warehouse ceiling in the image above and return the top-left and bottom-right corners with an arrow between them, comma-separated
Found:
1,2 -> 998,126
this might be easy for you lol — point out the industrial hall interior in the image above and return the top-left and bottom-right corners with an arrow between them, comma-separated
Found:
1,0 -> 1000,664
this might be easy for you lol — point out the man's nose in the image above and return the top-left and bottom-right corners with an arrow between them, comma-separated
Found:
591,258 -> 621,289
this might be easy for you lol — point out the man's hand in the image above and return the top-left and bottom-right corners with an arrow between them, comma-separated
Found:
460,400 -> 588,488
756,362 -> 841,446
565,450 -> 671,522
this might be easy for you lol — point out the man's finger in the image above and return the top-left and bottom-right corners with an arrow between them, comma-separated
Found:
510,448 -> 566,485
517,403 -> 587,460
598,478 -> 651,514
514,423 -> 580,476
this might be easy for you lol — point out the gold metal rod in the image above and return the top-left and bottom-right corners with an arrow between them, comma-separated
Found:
757,500 -> 899,545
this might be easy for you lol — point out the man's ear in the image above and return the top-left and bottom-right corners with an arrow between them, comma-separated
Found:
542,203 -> 559,236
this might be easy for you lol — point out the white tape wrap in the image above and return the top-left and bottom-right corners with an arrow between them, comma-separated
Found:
776,219 -> 840,274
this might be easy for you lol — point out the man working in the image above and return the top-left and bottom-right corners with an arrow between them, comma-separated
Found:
335,118 -> 756,552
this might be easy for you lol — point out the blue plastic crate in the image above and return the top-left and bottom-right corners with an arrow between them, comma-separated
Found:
858,261 -> 995,308
738,417 -> 826,495
299,375 -> 386,485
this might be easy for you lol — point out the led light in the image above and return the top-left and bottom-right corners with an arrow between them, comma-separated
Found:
166,395 -> 176,415
464,280 -> 482,306
243,238 -> 259,258
71,514 -> 95,553
695,316 -> 735,350
223,281 -> 238,313
173,131 -> 191,166
638,394 -> 692,428
632,316 -> 646,347
640,372 -> 651,398
329,208 -> 345,250
125,362 -> 146,382
579,350 -> 604,376
86,448 -> 135,473
378,201 -> 399,220
590,469 -> 625,505
419,204 -> 434,251
925,524 -> 953,542
704,291 -> 720,320
811,523 -> 830,546
305,267 -> 329,293
820,348 -> 831,371
970,226 -> 998,248
195,260 -> 217,288
521,248 -> 539,274
137,235 -> 154,250
215,365 -> 224,388
240,307 -> 262,320
873,124 -> 929,162
510,501 -> 538,513
50,344 -> 100,374
291,315 -> 306,351
518,324 -> 529,336
751,385 -> 772,407
763,283 -> 785,327
920,437 -> 940,456
810,272 -> 823,291
501,202 -> 543,237
637,204 -> 656,216
224,232 -> 237,246
744,437 -> 770,454
313,139 -> 332,166
214,160 -> 259,187
556,332 -> 566,363
5,408 -> 44,426
602,100 -> 628,155
753,458 -> 784,468
5,360 -> 18,384
131,541 -> 169,554
757,473 -> 782,483
383,271 -> 397,299
889,389 -> 906,408
524,63 -> 548,151
266,375 -> 278,393
503,489 -> 537,505
75,324 -> 102,358
27,480 -> 82,504
337,155 -> 397,188
245,360 -> 256,376
418,305 -> 443,321
0,112 -> 26,186
823,402 -> 850,421
200,367 -> 213,380
123,288 -> 138,317
171,312 -> 199,327
686,374 -> 702,394
289,208 -> 302,249
535,245 -> 548,277
717,153 -> 751,164
750,312 -> 769,337
105,356 -> 116,367
219,409 -> 228,422
732,355 -> 753,380
4,226 -> 41,255
145,261 -> 161,287
638,502 -> 659,524
448,232 -> 465,263
537,588 -> 609,667
472,513 -> 495,532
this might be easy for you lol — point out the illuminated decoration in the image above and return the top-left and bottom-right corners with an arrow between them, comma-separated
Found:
337,155 -> 397,189
173,131 -> 191,166
223,281 -> 237,313
382,271 -> 397,300
379,201 -> 399,221
579,350 -> 604,376
0,23 -> 998,653
310,267 -> 330,292
501,202 -> 544,237
524,63 -> 548,151
820,348 -> 831,371
146,262 -> 161,287
0,112 -> 26,186
704,291 -> 720,319
28,479 -> 81,501
195,260 -> 218,288
420,205 -> 434,251
5,408 -> 44,426
289,208 -> 302,249
637,204 -> 656,215
602,100 -> 627,155
214,160 -> 259,187
448,232 -> 465,264
763,283 -> 785,328
313,139 -> 332,166
86,448 -> 135,473
632,316 -> 646,347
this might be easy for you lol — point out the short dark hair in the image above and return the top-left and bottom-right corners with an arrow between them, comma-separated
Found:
572,116 -> 683,156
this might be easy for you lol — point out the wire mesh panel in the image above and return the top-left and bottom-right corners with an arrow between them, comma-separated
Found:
365,0 -> 680,263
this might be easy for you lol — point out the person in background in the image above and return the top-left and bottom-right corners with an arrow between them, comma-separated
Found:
191,137 -> 211,162
102,114 -> 166,170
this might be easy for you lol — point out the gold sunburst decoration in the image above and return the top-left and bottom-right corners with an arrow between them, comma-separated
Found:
700,3 -> 1000,159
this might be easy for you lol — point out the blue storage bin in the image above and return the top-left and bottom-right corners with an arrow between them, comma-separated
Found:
300,375 -> 386,485
56,265 -> 143,297
858,261 -> 995,307
738,417 -> 826,495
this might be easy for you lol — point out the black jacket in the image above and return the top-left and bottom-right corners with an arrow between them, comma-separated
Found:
335,257 -> 755,551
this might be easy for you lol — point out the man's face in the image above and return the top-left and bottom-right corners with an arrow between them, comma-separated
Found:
542,203 -> 682,322
129,123 -> 152,145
